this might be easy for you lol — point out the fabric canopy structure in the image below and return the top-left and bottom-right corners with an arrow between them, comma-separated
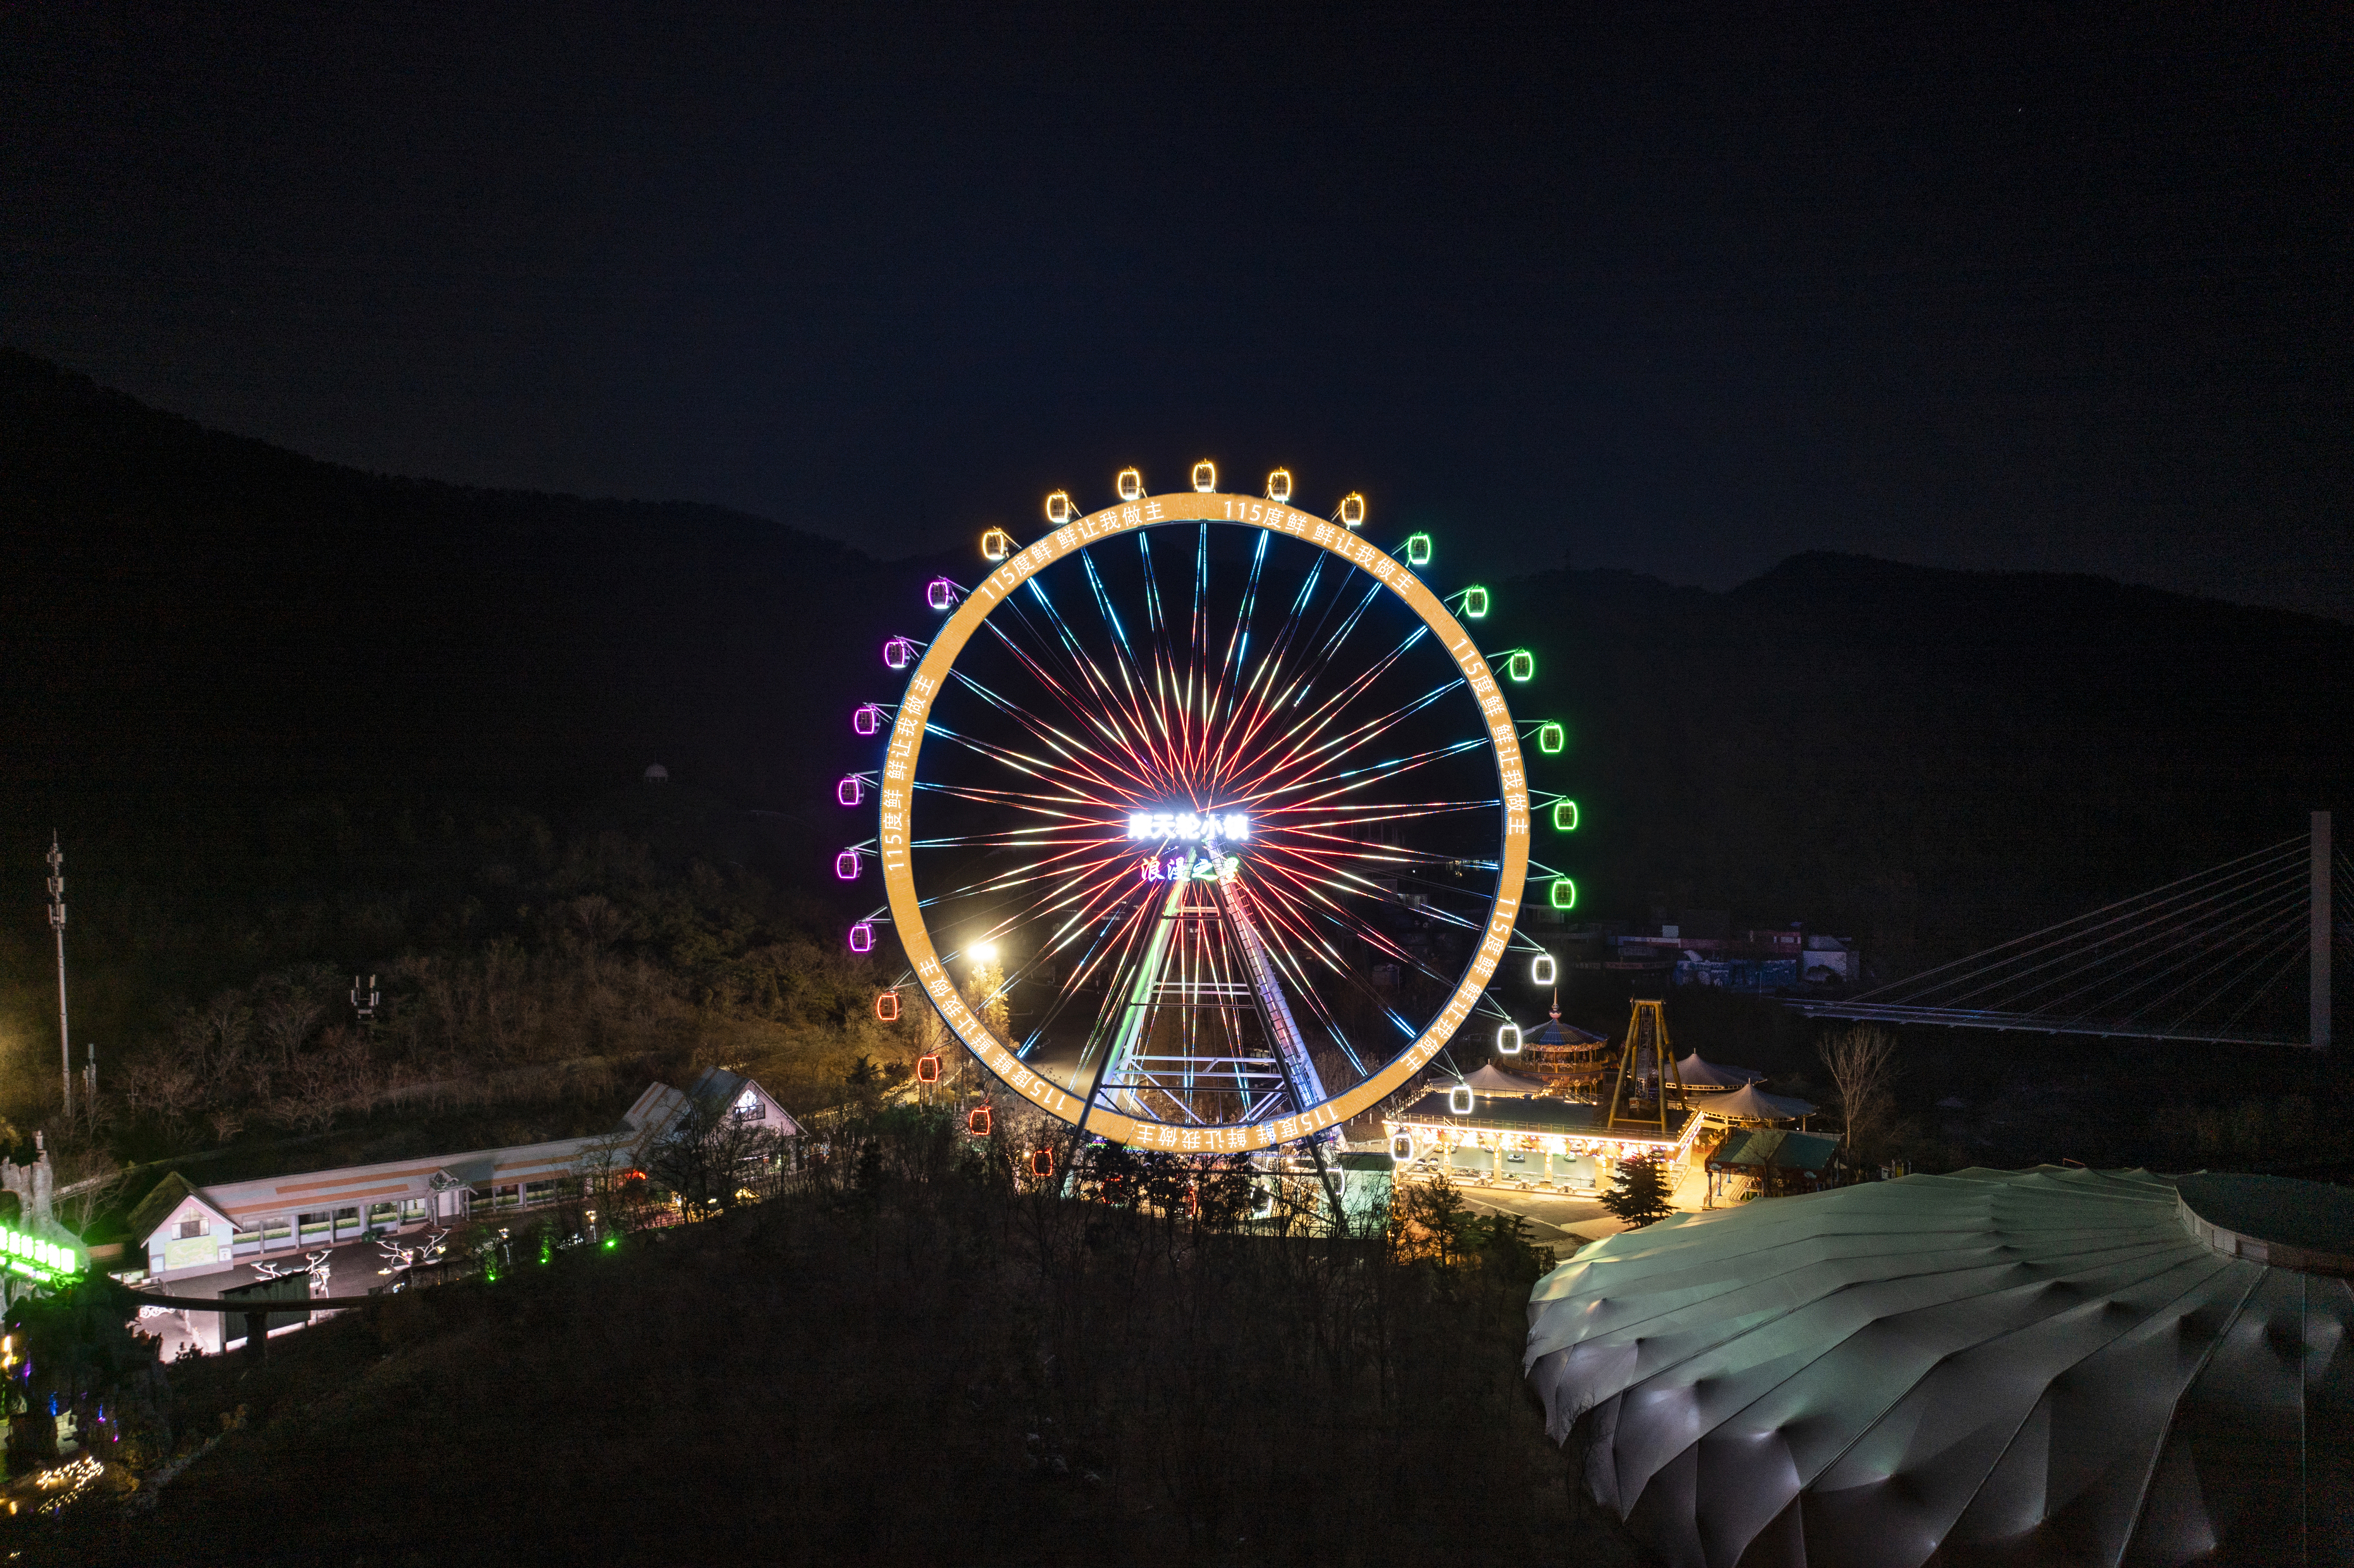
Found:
1675,1052 -> 1766,1090
1524,1167 -> 2354,1568
1462,1063 -> 1548,1095
1705,1082 -> 1816,1121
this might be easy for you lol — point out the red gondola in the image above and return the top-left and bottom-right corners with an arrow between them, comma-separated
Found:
1029,1147 -> 1055,1179
873,989 -> 901,1022
915,1052 -> 941,1083
966,1105 -> 993,1137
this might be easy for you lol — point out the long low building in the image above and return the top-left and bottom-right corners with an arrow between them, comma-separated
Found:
1383,1089 -> 1703,1188
123,1068 -> 796,1290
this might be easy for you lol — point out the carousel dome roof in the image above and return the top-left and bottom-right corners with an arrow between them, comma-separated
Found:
1524,1166 -> 2354,1568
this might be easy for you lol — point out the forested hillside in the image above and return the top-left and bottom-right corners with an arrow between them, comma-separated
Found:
2,349 -> 2347,1180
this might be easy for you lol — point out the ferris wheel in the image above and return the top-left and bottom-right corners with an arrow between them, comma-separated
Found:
838,464 -> 1577,1155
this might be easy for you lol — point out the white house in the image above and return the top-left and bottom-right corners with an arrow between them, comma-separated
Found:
124,1070 -> 796,1291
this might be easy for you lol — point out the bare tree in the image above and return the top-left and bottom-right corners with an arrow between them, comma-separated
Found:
650,1101 -> 784,1219
118,1049 -> 206,1139
257,989 -> 326,1066
1818,1024 -> 1898,1150
273,1048 -> 347,1135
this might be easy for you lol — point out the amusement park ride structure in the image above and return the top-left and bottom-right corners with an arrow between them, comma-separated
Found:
838,465 -> 1582,1166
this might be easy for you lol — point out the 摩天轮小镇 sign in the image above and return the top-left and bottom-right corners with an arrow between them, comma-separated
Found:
1127,811 -> 1249,842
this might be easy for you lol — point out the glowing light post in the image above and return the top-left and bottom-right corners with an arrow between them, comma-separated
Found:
850,463 -> 1570,1176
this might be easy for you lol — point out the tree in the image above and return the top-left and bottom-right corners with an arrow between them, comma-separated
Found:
1819,1023 -> 1898,1150
1600,1157 -> 1675,1228
649,1101 -> 783,1219
1392,1172 -> 1476,1265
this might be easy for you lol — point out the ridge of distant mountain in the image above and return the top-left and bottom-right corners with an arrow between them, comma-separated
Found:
2,349 -> 2346,968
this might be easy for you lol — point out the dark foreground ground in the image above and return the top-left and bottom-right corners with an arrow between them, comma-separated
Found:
13,1128 -> 1644,1568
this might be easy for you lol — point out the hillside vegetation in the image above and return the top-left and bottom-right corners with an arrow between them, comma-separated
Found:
1,348 -> 2348,1184
19,1114 -> 1609,1568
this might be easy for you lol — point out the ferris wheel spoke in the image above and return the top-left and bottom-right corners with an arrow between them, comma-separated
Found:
991,584 -> 1175,793
1241,873 -> 1436,1052
1237,896 -> 1373,1077
1075,551 -> 1180,774
950,644 -> 1167,801
1201,529 -> 1271,751
1251,737 -> 1495,810
923,709 -> 1155,808
912,781 -> 1112,815
1217,624 -> 1440,800
912,834 -> 1131,909
1227,675 -> 1464,802
1256,579 -> 1389,723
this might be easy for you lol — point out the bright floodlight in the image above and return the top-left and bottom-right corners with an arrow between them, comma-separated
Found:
1192,460 -> 1217,493
970,940 -> 1000,964
1045,491 -> 1075,524
1339,493 -> 1366,528
1117,467 -> 1145,501
1265,468 -> 1292,503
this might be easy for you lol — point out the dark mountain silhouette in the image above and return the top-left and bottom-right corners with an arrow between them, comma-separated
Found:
3,348 -> 2347,980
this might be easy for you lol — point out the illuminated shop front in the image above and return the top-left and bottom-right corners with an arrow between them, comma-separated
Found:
1381,1089 -> 1701,1188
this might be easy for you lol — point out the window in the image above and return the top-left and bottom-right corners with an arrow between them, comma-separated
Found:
401,1197 -> 429,1223
231,1223 -> 262,1254
262,1216 -> 293,1249
366,1202 -> 399,1229
333,1206 -> 360,1235
492,1184 -> 520,1211
177,1216 -> 207,1239
522,1179 -> 569,1208
732,1089 -> 764,1121
298,1211 -> 332,1242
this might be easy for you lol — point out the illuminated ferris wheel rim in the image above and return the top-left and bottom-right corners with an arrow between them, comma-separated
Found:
877,489 -> 1531,1154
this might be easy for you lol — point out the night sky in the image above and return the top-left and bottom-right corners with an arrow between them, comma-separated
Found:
5,4 -> 2348,616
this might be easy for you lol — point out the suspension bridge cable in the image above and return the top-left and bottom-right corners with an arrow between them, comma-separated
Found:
1851,839 -> 2306,1005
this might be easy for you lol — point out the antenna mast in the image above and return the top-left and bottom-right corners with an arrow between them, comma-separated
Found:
46,836 -> 69,1117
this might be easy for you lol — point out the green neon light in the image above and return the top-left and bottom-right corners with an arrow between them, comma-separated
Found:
1461,586 -> 1489,619
1552,799 -> 1579,832
1405,532 -> 1432,567
1535,722 -> 1564,754
1550,876 -> 1577,910
1505,650 -> 1535,683
0,1223 -> 81,1282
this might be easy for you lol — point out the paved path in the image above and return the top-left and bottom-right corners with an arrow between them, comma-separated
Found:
1450,1187 -> 1622,1254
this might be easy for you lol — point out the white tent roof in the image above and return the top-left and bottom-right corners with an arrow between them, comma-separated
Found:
1672,1051 -> 1764,1090
1461,1063 -> 1546,1095
1705,1082 -> 1815,1120
1525,1167 -> 2354,1568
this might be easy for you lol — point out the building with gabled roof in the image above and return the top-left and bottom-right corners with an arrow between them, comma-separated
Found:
123,1075 -> 790,1291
